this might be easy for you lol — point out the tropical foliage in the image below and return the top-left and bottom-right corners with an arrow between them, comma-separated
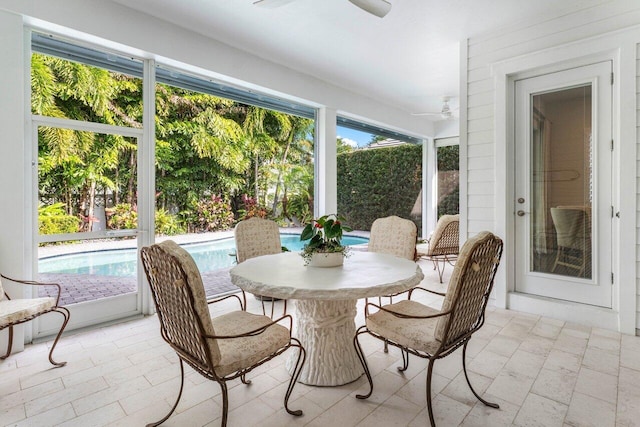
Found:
33,53 -> 315,236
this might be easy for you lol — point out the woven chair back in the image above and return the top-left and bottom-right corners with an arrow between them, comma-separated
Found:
550,207 -> 589,250
426,214 -> 459,256
140,241 -> 221,370
235,217 -> 282,263
434,231 -> 503,348
368,215 -> 417,260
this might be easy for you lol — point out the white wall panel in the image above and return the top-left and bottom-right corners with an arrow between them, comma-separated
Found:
464,0 -> 640,331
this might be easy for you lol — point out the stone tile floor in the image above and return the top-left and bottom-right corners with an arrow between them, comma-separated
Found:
2,259 -> 640,426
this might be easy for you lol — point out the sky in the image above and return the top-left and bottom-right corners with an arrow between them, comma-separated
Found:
336,126 -> 374,148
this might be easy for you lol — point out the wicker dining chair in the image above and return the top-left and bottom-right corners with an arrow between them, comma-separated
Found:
368,215 -> 418,261
353,231 -> 503,427
140,240 -> 306,427
234,217 -> 286,317
368,215 -> 418,352
0,274 -> 70,367
417,214 -> 460,283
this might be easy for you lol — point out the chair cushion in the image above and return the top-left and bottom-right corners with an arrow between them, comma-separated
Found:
366,300 -> 442,355
212,310 -> 291,378
0,297 -> 56,328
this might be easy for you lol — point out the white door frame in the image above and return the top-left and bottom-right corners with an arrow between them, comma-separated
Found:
31,115 -> 148,337
513,62 -> 612,308
491,31 -> 637,333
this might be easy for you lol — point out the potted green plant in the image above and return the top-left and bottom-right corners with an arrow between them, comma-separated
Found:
300,214 -> 353,267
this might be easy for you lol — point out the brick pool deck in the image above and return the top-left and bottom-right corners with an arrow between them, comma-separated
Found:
37,228 -> 370,306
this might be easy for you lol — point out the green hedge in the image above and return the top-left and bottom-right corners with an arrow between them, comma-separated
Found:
337,144 -> 422,231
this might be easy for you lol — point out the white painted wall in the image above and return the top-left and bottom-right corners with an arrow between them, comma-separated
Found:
0,10 -> 29,353
463,0 -> 640,333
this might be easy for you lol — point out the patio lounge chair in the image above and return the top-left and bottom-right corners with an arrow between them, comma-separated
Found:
417,214 -> 460,283
353,231 -> 503,427
140,240 -> 305,427
0,274 -> 70,367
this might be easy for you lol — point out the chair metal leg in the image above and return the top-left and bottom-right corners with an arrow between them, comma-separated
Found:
426,358 -> 437,427
354,326 -> 373,399
147,358 -> 186,427
240,373 -> 251,385
462,342 -> 499,408
435,260 -> 445,283
0,325 -> 13,360
284,340 -> 305,417
48,307 -> 71,367
397,348 -> 409,372
220,381 -> 229,427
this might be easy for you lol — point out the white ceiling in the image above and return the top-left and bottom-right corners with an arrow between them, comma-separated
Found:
110,0 -> 608,120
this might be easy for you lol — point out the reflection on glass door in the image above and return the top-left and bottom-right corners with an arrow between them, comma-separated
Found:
529,86 -> 592,279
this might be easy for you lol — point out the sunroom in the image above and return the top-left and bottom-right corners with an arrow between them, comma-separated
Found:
2,0 -> 640,426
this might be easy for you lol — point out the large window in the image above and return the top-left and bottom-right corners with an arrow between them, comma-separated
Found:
337,117 -> 423,232
31,33 -> 317,322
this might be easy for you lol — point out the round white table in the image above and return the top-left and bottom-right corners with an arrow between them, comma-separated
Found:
229,251 -> 424,386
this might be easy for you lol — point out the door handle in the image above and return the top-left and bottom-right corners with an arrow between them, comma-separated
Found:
517,210 -> 526,216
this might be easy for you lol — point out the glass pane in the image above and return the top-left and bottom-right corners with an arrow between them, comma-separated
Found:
530,85 -> 592,279
37,127 -> 139,305
336,126 -> 422,233
437,145 -> 459,217
155,81 -> 315,299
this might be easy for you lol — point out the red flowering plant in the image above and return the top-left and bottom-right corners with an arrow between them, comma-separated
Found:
300,214 -> 353,265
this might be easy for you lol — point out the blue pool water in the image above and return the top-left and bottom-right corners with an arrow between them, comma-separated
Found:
38,234 -> 369,277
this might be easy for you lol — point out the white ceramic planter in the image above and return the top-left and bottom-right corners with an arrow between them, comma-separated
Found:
308,251 -> 344,267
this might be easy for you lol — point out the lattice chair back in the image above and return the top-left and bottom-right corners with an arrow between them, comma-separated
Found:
550,208 -> 589,251
140,241 -> 221,373
426,214 -> 459,256
235,217 -> 282,263
368,215 -> 417,260
434,231 -> 503,349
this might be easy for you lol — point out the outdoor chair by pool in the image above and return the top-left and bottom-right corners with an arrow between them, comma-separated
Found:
0,274 -> 70,367
234,217 -> 287,317
417,214 -> 460,283
353,231 -> 503,427
140,240 -> 305,427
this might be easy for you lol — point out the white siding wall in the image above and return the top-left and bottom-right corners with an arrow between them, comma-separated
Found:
464,0 -> 640,331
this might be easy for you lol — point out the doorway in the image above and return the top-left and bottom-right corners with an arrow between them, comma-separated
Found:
33,118 -> 145,337
514,61 -> 612,308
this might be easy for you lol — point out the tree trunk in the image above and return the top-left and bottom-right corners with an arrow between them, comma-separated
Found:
271,137 -> 292,214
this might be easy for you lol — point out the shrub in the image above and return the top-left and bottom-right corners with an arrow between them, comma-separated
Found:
107,203 -> 138,230
38,203 -> 80,235
238,194 -> 271,220
183,194 -> 235,233
155,208 -> 185,235
337,144 -> 422,231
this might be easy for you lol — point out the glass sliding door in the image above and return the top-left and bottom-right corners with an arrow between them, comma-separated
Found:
31,37 -> 146,334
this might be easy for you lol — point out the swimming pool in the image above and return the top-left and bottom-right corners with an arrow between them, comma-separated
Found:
38,234 -> 369,277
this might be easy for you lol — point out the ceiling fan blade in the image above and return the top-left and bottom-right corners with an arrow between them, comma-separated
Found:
411,112 -> 440,116
253,0 -> 297,8
348,0 -> 392,18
